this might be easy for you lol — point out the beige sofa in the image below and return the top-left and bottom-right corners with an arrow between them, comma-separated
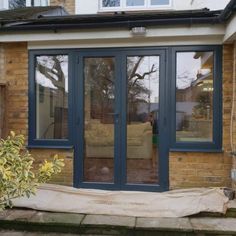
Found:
85,121 -> 152,159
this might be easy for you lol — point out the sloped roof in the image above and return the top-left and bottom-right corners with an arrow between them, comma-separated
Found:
0,0 -> 235,32
0,6 -> 68,21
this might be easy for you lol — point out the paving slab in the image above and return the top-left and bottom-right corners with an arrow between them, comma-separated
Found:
136,217 -> 193,232
31,212 -> 85,225
228,200 -> 236,210
82,214 -> 136,228
190,217 -> 236,234
0,231 -> 25,236
0,232 -> 107,236
3,209 -> 236,235
0,210 -> 12,220
5,209 -> 37,221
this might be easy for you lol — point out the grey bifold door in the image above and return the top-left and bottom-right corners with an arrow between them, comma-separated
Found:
75,49 -> 168,191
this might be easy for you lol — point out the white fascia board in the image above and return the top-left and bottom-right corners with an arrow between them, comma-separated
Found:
224,14 -> 236,42
0,24 -> 225,43
27,35 -> 224,49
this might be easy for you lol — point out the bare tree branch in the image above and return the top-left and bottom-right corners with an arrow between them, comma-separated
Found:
131,64 -> 157,87
36,62 -> 65,91
128,57 -> 143,81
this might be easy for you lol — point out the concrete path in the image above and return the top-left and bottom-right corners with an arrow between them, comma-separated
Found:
0,200 -> 236,235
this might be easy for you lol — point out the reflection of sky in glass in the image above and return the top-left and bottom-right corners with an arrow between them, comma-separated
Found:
151,0 -> 169,5
176,52 -> 200,89
127,0 -> 144,6
36,55 -> 68,92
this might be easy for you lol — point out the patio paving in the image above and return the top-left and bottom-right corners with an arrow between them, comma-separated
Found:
0,200 -> 236,235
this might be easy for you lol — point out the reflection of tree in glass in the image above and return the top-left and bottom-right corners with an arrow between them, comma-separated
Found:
85,58 -> 115,122
9,0 -> 26,9
103,0 -> 120,7
36,55 -> 68,138
127,56 -> 157,123
85,56 -> 156,123
193,92 -> 211,119
36,55 -> 67,107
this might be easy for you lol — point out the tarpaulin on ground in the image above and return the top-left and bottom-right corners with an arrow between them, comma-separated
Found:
13,184 -> 229,218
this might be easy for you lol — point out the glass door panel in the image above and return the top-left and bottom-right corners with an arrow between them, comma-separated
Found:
126,56 -> 160,184
83,57 -> 115,183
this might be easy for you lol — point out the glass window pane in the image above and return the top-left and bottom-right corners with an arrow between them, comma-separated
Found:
9,0 -> 26,9
176,52 -> 214,142
35,55 -> 68,139
102,0 -> 120,7
151,0 -> 169,5
84,57 -> 115,183
34,0 -> 49,6
126,0 -> 145,6
126,56 -> 159,184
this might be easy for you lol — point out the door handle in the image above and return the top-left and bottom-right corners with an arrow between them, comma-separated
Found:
107,113 -> 119,116
107,113 -> 119,123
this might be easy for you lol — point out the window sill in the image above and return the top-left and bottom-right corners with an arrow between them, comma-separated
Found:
169,148 -> 224,153
27,145 -> 73,149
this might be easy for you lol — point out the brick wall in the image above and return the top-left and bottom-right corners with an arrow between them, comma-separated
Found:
30,149 -> 73,186
231,42 -> 236,189
4,42 -> 28,137
0,43 -> 6,138
169,44 -> 233,189
2,42 -> 234,189
0,44 -> 5,84
50,0 -> 75,14
3,42 -> 74,186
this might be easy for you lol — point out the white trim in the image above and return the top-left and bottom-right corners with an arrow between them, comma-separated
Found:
27,36 -> 224,50
2,0 -> 9,9
75,0 -> 79,14
224,14 -> 236,42
26,0 -> 31,7
99,0 -> 172,12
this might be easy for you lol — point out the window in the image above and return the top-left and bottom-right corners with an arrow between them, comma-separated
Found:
126,0 -> 145,6
1,0 -> 48,10
9,0 -> 26,9
35,55 -> 68,140
29,51 -> 72,147
100,0 -> 171,11
171,46 -> 222,151
176,51 -> 214,143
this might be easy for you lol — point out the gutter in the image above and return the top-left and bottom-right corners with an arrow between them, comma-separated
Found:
0,16 -> 221,32
219,0 -> 236,22
0,0 -> 235,32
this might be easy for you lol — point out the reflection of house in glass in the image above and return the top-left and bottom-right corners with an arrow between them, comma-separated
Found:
176,51 -> 213,142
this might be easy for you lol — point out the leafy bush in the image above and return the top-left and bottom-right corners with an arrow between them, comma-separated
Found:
0,131 -> 64,210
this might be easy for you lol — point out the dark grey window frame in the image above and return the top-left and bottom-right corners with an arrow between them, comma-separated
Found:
28,45 -> 222,153
169,45 -> 222,152
28,49 -> 74,149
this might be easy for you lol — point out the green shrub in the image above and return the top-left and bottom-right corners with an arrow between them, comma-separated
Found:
0,131 -> 64,210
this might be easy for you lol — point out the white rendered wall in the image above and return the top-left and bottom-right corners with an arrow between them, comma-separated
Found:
190,0 -> 230,10
76,0 -> 99,14
75,0 -> 230,14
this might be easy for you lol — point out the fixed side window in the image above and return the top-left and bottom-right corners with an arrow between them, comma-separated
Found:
171,46 -> 222,151
29,51 -> 72,147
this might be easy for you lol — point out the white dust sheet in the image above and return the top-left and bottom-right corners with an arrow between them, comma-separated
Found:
13,184 -> 229,218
